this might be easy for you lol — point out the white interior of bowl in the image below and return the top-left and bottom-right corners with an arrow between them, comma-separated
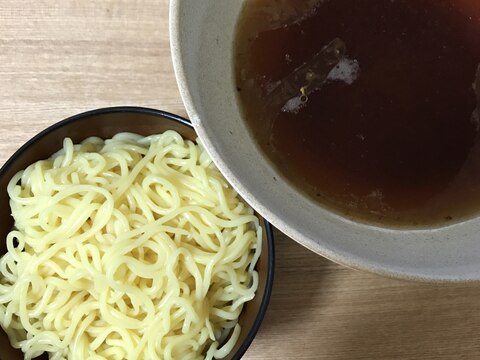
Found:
170,0 -> 480,281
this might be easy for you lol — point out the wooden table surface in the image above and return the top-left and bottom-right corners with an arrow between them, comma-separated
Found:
1,1 -> 480,359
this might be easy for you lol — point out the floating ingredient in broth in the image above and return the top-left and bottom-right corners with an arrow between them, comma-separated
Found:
281,54 -> 361,114
0,131 -> 262,360
268,38 -> 347,114
326,57 -> 360,85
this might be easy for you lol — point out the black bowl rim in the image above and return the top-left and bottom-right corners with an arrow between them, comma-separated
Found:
0,106 -> 275,360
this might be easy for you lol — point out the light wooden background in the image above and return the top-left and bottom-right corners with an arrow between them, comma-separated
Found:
1,1 -> 480,359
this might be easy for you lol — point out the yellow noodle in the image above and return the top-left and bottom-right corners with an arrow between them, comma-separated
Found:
0,131 -> 261,360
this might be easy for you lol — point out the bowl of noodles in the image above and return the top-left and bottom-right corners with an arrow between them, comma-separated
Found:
0,107 -> 274,360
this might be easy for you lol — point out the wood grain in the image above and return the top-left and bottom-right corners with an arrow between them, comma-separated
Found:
1,1 -> 480,359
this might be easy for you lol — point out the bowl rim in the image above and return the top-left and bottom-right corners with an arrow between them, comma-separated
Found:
0,107 -> 190,178
0,106 -> 275,359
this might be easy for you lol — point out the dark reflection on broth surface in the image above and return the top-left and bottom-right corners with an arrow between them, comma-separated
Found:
235,0 -> 480,227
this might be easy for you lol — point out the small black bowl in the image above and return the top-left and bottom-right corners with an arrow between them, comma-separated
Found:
0,106 -> 275,360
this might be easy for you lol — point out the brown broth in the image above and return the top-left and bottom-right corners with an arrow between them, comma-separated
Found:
234,0 -> 480,227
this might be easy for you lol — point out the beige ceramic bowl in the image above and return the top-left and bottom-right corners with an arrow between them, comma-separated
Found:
170,0 -> 480,282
